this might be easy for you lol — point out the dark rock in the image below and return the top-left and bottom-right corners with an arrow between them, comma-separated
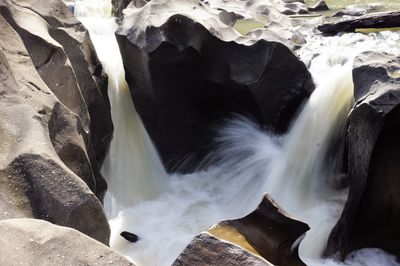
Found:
121,231 -> 139,242
175,194 -> 309,266
0,218 -> 134,266
0,1 -> 111,244
308,0 -> 329,12
318,11 -> 400,35
326,52 -> 400,259
173,233 -> 271,266
116,0 -> 314,172
218,194 -> 309,266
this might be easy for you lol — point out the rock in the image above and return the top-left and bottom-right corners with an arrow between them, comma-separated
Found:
116,0 -> 314,172
174,194 -> 309,265
0,2 -> 111,244
120,231 -> 139,243
308,0 -> 329,12
173,233 -> 272,266
326,52 -> 400,258
209,194 -> 309,266
318,11 -> 400,35
112,0 -> 134,18
0,218 -> 134,266
0,0 -> 113,200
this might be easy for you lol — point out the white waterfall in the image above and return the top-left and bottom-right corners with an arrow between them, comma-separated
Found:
74,1 -> 400,266
74,0 -> 167,215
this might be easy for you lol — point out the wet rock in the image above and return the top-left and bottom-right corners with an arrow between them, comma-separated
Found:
116,0 -> 314,172
112,0 -> 133,18
318,11 -> 400,35
0,2 -> 110,244
120,231 -> 139,243
0,218 -> 134,266
175,194 -> 309,265
326,52 -> 400,259
173,233 -> 271,266
0,0 -> 113,200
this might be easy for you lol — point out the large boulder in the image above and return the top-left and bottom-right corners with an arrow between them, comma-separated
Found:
174,194 -> 309,266
0,218 -> 134,266
326,52 -> 400,258
0,1 -> 111,244
116,0 -> 314,172
0,0 -> 113,200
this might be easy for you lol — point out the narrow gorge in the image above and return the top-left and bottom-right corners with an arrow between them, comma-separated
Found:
0,0 -> 400,266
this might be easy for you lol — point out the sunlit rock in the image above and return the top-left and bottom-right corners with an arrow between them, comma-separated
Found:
0,1 -> 111,244
0,219 -> 134,266
174,194 -> 309,266
326,52 -> 400,259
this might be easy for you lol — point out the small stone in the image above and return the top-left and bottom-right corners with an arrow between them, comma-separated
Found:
120,231 -> 139,243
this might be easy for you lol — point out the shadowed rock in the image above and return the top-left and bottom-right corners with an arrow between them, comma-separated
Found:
318,11 -> 400,35
326,52 -> 400,259
175,194 -> 309,266
116,0 -> 314,172
120,231 -> 139,243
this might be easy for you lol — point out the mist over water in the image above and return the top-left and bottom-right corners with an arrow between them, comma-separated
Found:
75,1 -> 400,265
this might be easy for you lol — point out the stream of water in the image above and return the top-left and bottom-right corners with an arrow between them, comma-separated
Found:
74,1 -> 400,265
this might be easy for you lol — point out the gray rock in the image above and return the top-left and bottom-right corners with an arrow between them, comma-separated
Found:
173,233 -> 271,266
0,2 -> 110,244
116,0 -> 314,172
0,0 -> 113,200
0,218 -> 134,266
326,52 -> 400,259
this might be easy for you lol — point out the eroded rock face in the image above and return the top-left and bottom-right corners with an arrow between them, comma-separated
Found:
173,233 -> 271,266
326,52 -> 400,258
0,218 -> 134,266
176,194 -> 309,266
0,0 -> 113,200
0,1 -> 112,244
116,0 -> 314,172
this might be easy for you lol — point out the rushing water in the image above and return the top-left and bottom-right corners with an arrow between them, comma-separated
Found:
75,0 -> 400,265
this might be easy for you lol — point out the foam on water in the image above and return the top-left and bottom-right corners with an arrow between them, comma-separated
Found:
74,0 -> 400,265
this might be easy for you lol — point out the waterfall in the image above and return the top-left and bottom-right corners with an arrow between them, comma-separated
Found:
73,0 -> 400,265
74,0 -> 167,215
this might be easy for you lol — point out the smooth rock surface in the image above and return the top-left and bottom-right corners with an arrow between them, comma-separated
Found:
0,218 -> 134,266
0,0 -> 113,200
116,0 -> 314,172
326,52 -> 400,259
173,233 -> 271,266
210,194 -> 309,266
0,1 -> 111,244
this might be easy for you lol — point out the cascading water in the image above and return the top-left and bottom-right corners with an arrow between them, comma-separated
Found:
74,0 -> 400,265
74,0 -> 166,215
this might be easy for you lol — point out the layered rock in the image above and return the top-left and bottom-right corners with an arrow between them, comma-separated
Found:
0,218 -> 134,266
173,233 -> 271,266
0,0 -> 113,200
116,0 -> 314,172
319,11 -> 400,35
175,194 -> 309,265
326,52 -> 400,258
0,0 -> 112,244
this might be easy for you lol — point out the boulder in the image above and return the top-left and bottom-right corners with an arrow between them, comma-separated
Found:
318,11 -> 400,35
112,0 -> 134,18
326,52 -> 400,258
0,2 -> 110,244
0,218 -> 134,266
116,0 -> 314,172
173,233 -> 271,266
174,194 -> 309,265
0,0 -> 113,200
209,194 -> 309,266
